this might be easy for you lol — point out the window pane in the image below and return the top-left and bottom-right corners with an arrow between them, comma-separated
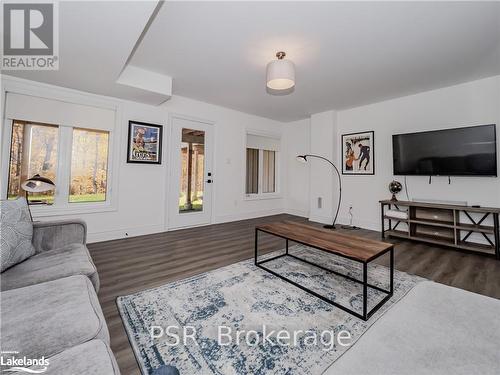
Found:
263,150 -> 276,193
8,121 -> 58,204
69,128 -> 109,203
179,128 -> 205,213
246,148 -> 259,194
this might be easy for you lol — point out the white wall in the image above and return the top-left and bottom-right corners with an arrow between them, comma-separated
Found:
338,76 -> 500,230
4,74 -> 499,242
284,118 -> 310,217
163,95 -> 286,224
1,76 -> 286,242
308,111 -> 339,224
287,75 -> 500,231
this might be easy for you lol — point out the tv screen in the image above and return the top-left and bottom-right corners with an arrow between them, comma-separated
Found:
393,124 -> 497,176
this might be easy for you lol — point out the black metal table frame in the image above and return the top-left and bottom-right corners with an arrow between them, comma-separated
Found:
255,228 -> 394,321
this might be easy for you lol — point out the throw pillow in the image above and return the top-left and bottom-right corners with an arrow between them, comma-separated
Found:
0,198 -> 35,272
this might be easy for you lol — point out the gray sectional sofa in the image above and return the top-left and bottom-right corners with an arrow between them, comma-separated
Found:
325,281 -> 500,375
1,220 -> 99,291
1,204 -> 119,374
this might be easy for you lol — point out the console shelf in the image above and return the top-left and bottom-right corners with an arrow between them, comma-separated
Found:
380,200 -> 500,259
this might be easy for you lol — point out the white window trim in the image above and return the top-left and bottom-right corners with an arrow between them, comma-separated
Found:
1,76 -> 121,217
244,130 -> 282,201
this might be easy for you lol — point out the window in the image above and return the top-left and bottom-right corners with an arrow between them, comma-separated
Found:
262,150 -> 276,193
246,148 -> 259,194
179,128 -> 205,213
7,120 -> 110,207
245,133 -> 280,197
8,121 -> 59,204
70,128 -> 109,203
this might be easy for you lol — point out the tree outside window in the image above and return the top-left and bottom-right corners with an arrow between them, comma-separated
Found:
7,120 -> 110,205
8,121 -> 58,204
70,128 -> 109,203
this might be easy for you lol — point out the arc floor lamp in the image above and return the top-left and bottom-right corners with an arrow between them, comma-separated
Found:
21,174 -> 56,220
296,154 -> 342,230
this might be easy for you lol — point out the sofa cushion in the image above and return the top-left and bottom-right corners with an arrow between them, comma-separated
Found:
324,281 -> 500,375
25,340 -> 120,375
0,275 -> 109,362
0,198 -> 35,272
0,243 -> 99,291
32,220 -> 86,253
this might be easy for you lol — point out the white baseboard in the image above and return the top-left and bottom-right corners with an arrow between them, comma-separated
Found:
87,224 -> 165,243
337,216 -> 380,231
87,211 -> 382,244
308,214 -> 334,225
214,208 -> 285,224
308,215 -> 380,231
285,208 -> 309,218
88,209 -> 288,243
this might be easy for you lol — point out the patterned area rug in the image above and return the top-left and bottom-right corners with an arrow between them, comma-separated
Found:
117,245 -> 424,375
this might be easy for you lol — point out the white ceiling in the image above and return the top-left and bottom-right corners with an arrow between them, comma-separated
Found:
5,1 -> 500,122
3,1 -> 163,102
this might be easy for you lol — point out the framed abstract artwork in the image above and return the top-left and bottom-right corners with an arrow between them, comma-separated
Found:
127,121 -> 163,164
342,130 -> 374,175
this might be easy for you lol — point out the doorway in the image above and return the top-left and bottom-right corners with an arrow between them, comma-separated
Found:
168,116 -> 214,229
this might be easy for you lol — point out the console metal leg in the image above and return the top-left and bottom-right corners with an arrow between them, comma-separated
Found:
494,213 -> 500,260
363,262 -> 368,320
286,238 -> 289,255
254,228 -> 258,265
390,247 -> 394,293
381,203 -> 385,238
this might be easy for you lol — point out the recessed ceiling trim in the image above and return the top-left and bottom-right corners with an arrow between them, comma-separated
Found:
116,65 -> 172,103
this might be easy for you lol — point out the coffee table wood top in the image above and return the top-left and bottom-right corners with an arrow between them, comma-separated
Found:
256,221 -> 393,262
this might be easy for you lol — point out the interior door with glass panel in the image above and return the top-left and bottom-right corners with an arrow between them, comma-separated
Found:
169,117 -> 213,229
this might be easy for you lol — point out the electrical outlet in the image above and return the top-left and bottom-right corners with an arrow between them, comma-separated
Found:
318,197 -> 322,209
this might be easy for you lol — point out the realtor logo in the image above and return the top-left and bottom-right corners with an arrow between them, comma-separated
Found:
1,351 -> 49,373
2,1 -> 59,70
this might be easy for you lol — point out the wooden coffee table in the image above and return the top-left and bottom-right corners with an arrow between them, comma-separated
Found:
255,221 -> 394,320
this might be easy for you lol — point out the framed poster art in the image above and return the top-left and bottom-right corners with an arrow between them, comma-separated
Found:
342,130 -> 374,175
127,121 -> 163,164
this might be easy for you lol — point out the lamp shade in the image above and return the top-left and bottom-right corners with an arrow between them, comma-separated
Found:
296,155 -> 308,163
266,52 -> 295,90
21,174 -> 56,193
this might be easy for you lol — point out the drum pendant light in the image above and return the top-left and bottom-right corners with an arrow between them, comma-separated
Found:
266,51 -> 295,91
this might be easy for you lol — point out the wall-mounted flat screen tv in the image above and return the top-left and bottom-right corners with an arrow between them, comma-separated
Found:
393,124 -> 497,176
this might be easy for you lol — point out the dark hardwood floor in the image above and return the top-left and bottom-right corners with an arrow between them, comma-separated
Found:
88,214 -> 500,375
